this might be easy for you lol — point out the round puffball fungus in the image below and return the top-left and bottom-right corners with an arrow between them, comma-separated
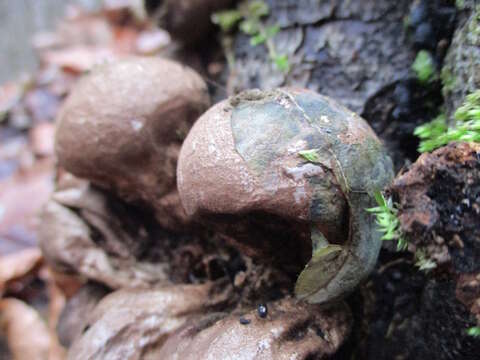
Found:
177,88 -> 394,304
55,57 -> 210,229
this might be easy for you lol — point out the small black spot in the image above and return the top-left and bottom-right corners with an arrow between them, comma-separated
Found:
257,304 -> 268,318
239,317 -> 251,325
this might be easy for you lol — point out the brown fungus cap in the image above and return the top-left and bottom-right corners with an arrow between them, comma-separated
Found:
178,88 -> 394,304
55,56 -> 210,229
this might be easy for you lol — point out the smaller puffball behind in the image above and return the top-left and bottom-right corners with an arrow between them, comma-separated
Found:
55,57 -> 210,229
177,88 -> 394,304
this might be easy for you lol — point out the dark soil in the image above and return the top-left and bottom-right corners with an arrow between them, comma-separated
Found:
386,143 -> 480,360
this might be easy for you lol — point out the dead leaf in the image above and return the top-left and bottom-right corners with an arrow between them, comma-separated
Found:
0,159 -> 54,254
24,89 -> 60,123
56,14 -> 113,48
112,27 -> 140,54
136,29 -> 171,54
0,83 -> 22,122
41,47 -> 116,74
0,248 -> 42,295
0,298 -> 50,360
44,270 -> 67,360
29,122 -> 56,157
48,270 -> 84,299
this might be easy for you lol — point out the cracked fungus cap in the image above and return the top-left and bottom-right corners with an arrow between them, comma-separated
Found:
177,88 -> 394,304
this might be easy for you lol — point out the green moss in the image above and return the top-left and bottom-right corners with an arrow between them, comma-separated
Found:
212,0 -> 290,72
414,113 -> 448,152
366,191 -> 407,251
467,326 -> 480,337
467,5 -> 480,45
412,50 -> 436,85
440,66 -> 456,97
414,90 -> 480,152
298,149 -> 321,163
211,10 -> 243,32
414,248 -> 437,272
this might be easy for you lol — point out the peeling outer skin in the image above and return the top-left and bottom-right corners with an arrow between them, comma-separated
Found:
67,282 -> 232,360
157,297 -> 351,360
38,174 -> 170,289
147,0 -> 234,43
178,88 -> 394,304
55,57 -> 210,230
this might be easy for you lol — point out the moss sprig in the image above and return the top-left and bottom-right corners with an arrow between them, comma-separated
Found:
414,90 -> 480,152
467,326 -> 480,337
212,1 -> 290,72
412,50 -> 436,85
367,191 -> 407,251
414,248 -> 437,272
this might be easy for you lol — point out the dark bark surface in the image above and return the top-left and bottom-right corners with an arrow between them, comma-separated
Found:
443,4 -> 480,121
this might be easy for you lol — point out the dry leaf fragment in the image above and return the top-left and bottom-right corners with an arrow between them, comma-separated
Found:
0,298 -> 50,360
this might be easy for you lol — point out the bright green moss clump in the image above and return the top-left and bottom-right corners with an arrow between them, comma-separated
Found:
412,50 -> 436,85
415,90 -> 480,152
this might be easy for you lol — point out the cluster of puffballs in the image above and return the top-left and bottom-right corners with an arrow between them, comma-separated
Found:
39,57 -> 393,359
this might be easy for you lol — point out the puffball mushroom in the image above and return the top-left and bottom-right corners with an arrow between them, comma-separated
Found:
55,57 -> 210,229
178,88 -> 394,304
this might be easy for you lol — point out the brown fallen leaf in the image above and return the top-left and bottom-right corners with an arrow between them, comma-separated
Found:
29,122 -> 56,157
44,269 -> 67,360
41,47 -> 117,74
136,29 -> 171,55
68,281 -> 232,359
39,175 -> 170,289
56,12 -> 113,48
157,298 -> 352,360
0,83 -> 22,122
0,298 -> 50,360
24,89 -> 60,123
56,283 -> 109,348
0,248 -> 42,295
0,158 -> 54,254
112,27 -> 139,54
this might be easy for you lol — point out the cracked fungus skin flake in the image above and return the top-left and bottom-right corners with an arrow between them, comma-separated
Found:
178,88 -> 394,304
